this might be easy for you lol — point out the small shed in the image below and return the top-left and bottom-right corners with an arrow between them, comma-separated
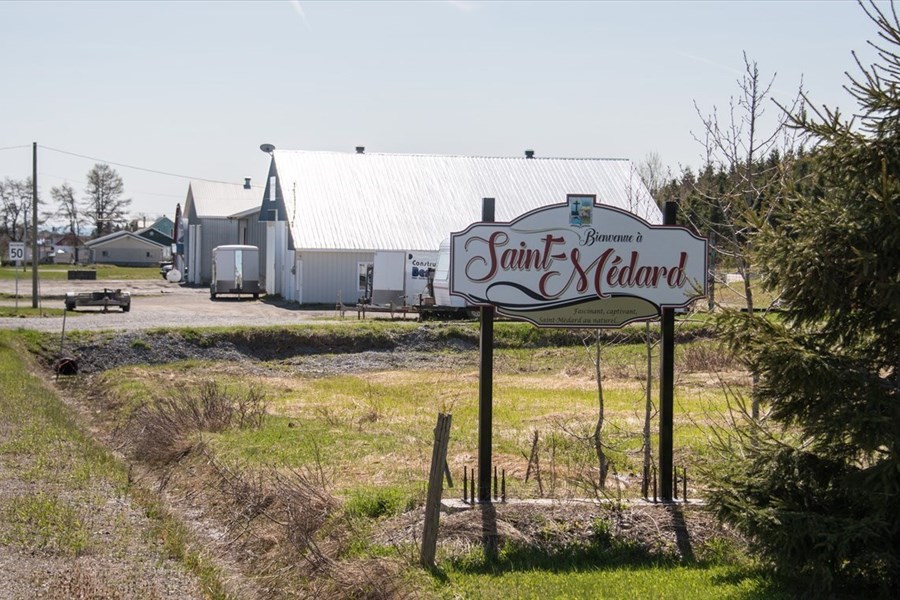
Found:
182,180 -> 264,285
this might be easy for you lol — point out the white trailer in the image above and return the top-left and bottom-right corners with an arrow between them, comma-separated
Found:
211,244 -> 260,300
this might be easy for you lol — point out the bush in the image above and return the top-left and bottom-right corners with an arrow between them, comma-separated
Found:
128,380 -> 266,466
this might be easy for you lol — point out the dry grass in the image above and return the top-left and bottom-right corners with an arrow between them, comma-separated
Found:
126,380 -> 266,467
179,448 -> 413,600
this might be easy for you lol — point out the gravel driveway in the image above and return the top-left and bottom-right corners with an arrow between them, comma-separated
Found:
0,279 -> 362,332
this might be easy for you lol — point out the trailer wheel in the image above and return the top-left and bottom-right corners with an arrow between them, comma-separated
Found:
121,304 -> 130,313
65,302 -> 75,311
253,293 -> 259,300
210,292 -> 217,300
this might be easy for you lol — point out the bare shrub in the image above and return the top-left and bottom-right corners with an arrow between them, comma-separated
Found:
680,343 -> 737,373
127,380 -> 266,467
198,448 -> 416,599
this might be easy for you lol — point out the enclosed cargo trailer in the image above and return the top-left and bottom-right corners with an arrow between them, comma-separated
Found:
210,244 -> 260,300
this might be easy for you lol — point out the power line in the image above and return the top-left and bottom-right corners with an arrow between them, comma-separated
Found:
41,171 -> 184,199
0,144 -> 31,152
39,144 -> 266,188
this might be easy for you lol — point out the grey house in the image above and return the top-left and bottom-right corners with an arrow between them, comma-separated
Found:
85,230 -> 170,266
256,148 -> 662,304
182,180 -> 265,286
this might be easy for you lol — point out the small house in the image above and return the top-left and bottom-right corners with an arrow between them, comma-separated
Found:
85,230 -> 170,266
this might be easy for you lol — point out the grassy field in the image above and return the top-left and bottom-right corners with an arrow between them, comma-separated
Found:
0,264 -> 159,281
57,320 -> 783,599
95,334 -> 741,503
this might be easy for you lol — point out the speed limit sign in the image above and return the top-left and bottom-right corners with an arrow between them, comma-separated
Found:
8,242 -> 25,263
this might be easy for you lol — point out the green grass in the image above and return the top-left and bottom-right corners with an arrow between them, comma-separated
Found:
1,493 -> 90,556
0,264 -> 158,281
438,563 -> 786,599
0,306 -> 69,318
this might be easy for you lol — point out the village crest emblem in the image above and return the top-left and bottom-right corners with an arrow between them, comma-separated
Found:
568,195 -> 593,227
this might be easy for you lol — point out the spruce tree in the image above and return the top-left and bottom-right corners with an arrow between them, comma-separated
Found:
708,2 -> 900,595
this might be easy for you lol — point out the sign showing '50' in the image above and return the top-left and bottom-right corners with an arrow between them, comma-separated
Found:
8,242 -> 25,262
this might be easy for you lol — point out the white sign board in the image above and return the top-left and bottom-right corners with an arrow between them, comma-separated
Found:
405,251 -> 438,303
450,197 -> 707,328
8,242 -> 25,263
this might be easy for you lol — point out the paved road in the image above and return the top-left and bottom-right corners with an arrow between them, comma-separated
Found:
0,278 -> 350,332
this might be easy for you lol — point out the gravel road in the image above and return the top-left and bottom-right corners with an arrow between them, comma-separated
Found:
0,279 -> 369,332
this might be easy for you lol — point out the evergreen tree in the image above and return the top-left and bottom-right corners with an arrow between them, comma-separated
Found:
708,2 -> 900,595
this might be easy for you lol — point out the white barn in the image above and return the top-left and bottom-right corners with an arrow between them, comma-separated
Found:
182,180 -> 266,285
257,148 -> 662,305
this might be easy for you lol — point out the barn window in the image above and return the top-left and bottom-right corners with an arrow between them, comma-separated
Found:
102,251 -> 108,257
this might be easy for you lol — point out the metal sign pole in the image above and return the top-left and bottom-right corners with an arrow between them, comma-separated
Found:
478,197 -> 495,503
32,142 -> 39,309
659,201 -> 677,501
15,261 -> 19,315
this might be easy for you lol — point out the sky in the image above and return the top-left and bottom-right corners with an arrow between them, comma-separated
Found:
0,1 -> 885,224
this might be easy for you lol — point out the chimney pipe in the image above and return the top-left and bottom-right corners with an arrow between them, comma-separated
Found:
355,146 -> 365,154
243,177 -> 251,189
525,149 -> 535,159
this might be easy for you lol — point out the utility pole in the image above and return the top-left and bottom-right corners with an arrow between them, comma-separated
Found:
32,142 -> 38,309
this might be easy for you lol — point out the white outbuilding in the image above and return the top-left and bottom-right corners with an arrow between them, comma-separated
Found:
181,179 -> 265,285
257,148 -> 662,305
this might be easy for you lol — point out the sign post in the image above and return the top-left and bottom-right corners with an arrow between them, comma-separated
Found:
478,198 -> 495,503
659,201 -> 677,501
450,196 -> 707,505
9,242 -> 25,315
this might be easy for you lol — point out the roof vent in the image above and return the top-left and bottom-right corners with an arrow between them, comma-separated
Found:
355,146 -> 365,154
525,149 -> 535,159
243,177 -> 251,189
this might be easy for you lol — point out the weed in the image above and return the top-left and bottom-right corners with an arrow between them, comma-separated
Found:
344,485 -> 416,519
1,493 -> 90,556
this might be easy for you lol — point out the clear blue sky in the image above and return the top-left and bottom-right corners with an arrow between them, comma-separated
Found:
0,1 -> 883,222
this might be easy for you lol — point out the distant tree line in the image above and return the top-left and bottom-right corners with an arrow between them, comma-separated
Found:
0,163 -> 131,243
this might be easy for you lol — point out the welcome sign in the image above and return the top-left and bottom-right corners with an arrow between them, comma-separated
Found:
449,195 -> 708,328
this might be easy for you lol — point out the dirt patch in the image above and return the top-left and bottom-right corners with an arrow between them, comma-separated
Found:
58,329 -> 479,376
376,500 -> 740,564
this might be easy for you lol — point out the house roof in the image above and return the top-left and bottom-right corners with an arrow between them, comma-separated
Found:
85,230 -> 167,249
270,150 -> 662,252
149,216 -> 174,237
187,180 -> 260,219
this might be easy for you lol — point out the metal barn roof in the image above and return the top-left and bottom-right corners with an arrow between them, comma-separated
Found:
271,150 -> 662,252
187,180 -> 260,219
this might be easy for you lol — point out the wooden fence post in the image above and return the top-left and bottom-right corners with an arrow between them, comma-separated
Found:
421,413 -> 452,567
